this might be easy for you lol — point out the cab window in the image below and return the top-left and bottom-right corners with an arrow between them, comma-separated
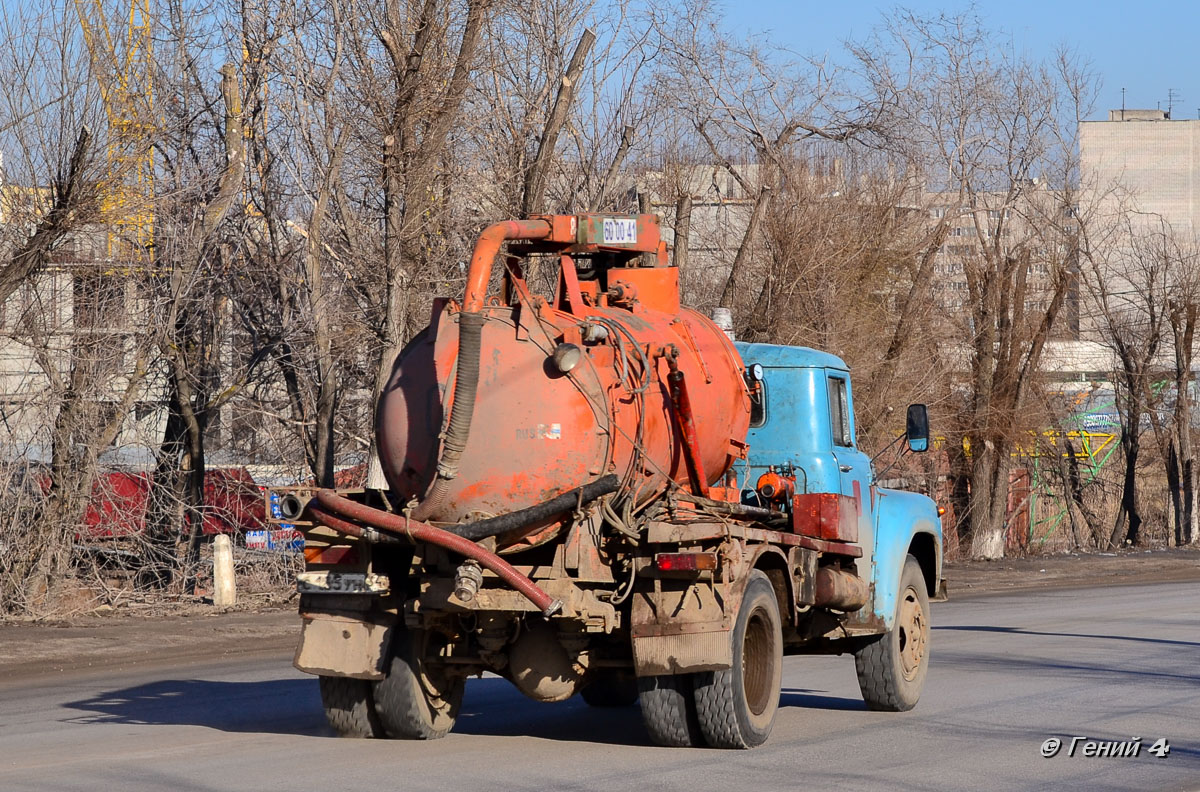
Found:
749,380 -> 766,427
828,376 -> 852,447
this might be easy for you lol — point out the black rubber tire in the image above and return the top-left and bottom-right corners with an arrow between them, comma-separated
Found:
581,670 -> 639,707
318,675 -> 384,738
854,554 -> 930,712
693,570 -> 783,749
372,628 -> 465,740
637,673 -> 706,746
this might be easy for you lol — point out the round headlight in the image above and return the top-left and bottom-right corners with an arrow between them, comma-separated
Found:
552,343 -> 582,373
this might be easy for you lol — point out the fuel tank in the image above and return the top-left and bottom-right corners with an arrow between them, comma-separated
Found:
375,215 -> 750,547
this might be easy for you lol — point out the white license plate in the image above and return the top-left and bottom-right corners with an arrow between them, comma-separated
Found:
602,217 -> 637,244
296,571 -> 390,595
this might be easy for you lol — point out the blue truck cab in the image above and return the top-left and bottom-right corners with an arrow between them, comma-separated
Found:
734,342 -> 943,638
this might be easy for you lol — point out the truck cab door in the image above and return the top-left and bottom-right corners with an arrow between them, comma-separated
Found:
825,370 -> 875,581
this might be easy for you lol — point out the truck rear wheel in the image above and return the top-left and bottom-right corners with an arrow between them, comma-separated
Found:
637,673 -> 706,746
318,675 -> 384,738
373,628 -> 465,739
854,554 -> 930,711
693,570 -> 783,749
581,670 -> 639,707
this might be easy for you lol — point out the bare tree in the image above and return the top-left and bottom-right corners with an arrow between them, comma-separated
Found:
0,1 -> 167,612
1085,213 -> 1174,547
1165,239 -> 1200,546
1093,215 -> 1200,547
855,11 -> 1098,558
336,0 -> 490,490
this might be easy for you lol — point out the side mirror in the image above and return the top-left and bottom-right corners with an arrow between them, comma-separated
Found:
906,404 -> 929,453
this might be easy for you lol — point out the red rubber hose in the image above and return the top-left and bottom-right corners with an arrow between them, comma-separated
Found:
313,490 -> 562,616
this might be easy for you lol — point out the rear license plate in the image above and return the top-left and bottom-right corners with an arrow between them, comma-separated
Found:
296,571 -> 389,595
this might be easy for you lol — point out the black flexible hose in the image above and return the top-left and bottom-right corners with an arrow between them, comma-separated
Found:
672,491 -> 788,525
447,474 -> 620,541
411,311 -> 486,521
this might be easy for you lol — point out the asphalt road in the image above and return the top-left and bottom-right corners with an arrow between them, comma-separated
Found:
0,582 -> 1196,792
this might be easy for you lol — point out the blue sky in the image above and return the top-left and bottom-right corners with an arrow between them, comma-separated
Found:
725,0 -> 1198,121
9,0 -> 1193,123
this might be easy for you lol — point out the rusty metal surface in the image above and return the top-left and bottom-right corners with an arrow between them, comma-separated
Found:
313,490 -> 561,616
630,582 -> 731,636
666,352 -> 708,497
813,567 -> 869,612
631,630 -> 732,675
643,518 -> 857,559
375,213 -> 750,544
795,534 -> 863,558
292,614 -> 394,680
417,577 -> 619,632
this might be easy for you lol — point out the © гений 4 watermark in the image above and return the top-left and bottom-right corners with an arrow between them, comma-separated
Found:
1041,737 -> 1171,758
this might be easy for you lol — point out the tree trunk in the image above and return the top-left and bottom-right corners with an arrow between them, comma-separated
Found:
365,131 -> 410,491
306,135 -> 345,488
1167,439 -> 1183,546
718,185 -> 771,310
673,192 -> 692,273
1184,457 -> 1198,545
964,439 -> 1012,556
1111,427 -> 1142,549
521,28 -> 596,216
967,440 -> 1011,559
143,404 -> 188,588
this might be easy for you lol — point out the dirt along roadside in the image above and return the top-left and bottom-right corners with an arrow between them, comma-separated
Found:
942,545 -> 1200,596
0,607 -> 300,689
1,547 -> 1198,689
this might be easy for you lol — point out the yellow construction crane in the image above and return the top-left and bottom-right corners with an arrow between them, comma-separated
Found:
74,0 -> 154,260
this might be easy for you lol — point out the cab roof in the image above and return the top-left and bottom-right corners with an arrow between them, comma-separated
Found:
734,342 -> 849,372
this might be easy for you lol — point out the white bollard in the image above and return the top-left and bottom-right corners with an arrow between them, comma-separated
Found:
213,534 -> 236,607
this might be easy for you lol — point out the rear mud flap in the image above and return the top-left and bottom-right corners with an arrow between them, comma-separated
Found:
294,614 -> 394,680
631,630 -> 733,675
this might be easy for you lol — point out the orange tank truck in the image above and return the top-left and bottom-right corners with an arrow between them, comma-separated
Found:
375,214 -> 749,547
271,212 -> 943,751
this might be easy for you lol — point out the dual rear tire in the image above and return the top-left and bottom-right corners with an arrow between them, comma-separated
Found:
638,570 -> 783,749
318,627 -> 465,740
320,558 -> 932,745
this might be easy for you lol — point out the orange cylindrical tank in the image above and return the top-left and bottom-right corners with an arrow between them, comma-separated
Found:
375,216 -> 750,548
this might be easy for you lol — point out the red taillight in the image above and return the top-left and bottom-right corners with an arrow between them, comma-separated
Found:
655,552 -> 718,572
937,506 -> 947,516
304,545 -> 360,566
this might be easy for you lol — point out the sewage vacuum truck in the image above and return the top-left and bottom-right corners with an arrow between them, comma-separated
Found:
271,213 -> 943,749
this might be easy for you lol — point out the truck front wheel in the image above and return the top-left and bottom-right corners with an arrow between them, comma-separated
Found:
693,570 -> 783,748
373,628 -> 465,739
854,554 -> 930,711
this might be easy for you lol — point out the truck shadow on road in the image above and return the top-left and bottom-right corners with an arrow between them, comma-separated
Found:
778,689 -> 866,711
453,678 -> 646,744
61,678 -> 331,736
60,677 -> 865,743
935,624 -> 1200,649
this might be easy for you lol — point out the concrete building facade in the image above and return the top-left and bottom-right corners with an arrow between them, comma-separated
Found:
1081,108 -> 1200,234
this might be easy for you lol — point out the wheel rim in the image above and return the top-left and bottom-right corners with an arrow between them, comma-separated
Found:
742,607 -> 776,716
897,586 -> 928,682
